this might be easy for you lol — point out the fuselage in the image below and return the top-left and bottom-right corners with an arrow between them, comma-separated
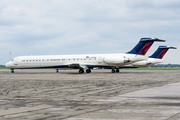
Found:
125,58 -> 164,68
5,53 -> 148,69
6,37 -> 165,73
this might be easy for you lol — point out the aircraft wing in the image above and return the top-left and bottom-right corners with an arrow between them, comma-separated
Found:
68,63 -> 88,69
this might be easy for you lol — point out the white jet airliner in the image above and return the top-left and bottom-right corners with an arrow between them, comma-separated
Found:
122,46 -> 177,68
5,38 -> 165,73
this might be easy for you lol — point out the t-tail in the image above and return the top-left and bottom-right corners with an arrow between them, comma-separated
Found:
127,38 -> 166,55
149,46 -> 177,59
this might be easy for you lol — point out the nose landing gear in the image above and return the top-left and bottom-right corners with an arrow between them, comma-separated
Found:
11,69 -> 14,73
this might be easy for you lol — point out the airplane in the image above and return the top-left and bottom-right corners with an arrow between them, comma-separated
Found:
5,38 -> 165,73
122,46 -> 177,68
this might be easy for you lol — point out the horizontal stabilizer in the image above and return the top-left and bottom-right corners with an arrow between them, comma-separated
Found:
149,46 -> 177,59
140,38 -> 166,42
158,46 -> 177,49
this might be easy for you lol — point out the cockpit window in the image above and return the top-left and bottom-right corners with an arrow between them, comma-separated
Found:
11,59 -> 14,61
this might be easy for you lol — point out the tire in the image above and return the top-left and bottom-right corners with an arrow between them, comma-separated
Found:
116,69 -> 120,73
79,69 -> 84,74
111,69 -> 115,73
86,69 -> 91,73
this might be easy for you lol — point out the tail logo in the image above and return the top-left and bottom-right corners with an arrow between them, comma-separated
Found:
138,42 -> 153,55
157,49 -> 168,59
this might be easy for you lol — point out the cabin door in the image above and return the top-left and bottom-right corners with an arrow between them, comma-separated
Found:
14,59 -> 18,65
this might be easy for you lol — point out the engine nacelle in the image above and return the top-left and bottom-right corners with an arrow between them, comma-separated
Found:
132,61 -> 150,66
104,57 -> 130,65
132,58 -> 164,67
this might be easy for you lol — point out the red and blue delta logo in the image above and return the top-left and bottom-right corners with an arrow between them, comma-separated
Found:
157,49 -> 168,59
138,42 -> 153,55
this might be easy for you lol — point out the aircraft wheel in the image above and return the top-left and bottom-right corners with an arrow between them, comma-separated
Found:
56,69 -> 59,73
79,69 -> 84,74
116,69 -> 120,73
111,69 -> 115,73
86,69 -> 91,73
11,69 -> 14,73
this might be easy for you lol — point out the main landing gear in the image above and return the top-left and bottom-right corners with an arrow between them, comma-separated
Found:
111,69 -> 120,73
79,69 -> 91,74
56,69 -> 59,73
79,69 -> 84,74
86,69 -> 91,73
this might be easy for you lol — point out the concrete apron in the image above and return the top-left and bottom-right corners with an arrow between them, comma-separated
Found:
68,83 -> 180,120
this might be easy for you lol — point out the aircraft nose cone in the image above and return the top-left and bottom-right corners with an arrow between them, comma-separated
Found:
5,63 -> 9,68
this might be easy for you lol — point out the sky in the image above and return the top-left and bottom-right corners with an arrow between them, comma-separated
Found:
0,0 -> 180,65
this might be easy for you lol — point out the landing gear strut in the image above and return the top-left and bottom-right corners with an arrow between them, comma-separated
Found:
56,69 -> 59,73
79,69 -> 84,74
11,69 -> 14,73
86,69 -> 91,73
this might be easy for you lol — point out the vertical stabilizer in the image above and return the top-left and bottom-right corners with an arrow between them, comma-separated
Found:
127,38 -> 165,55
149,46 -> 177,59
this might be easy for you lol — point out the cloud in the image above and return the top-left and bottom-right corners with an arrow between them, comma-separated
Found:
0,0 -> 180,64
